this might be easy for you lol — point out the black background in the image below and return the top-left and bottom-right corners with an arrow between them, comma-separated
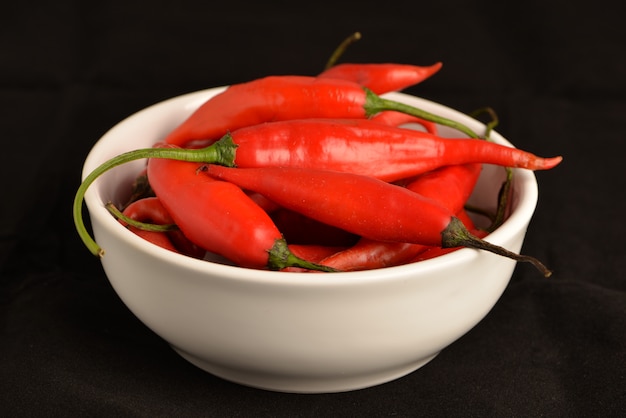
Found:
2,1 -> 625,416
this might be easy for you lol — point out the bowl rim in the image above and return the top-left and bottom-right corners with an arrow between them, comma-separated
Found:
83,87 -> 538,287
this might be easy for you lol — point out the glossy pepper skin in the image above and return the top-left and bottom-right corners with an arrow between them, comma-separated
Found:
319,60 -> 442,133
163,74 -> 487,148
318,208 -> 478,271
318,62 -> 443,94
319,239 -> 426,271
164,76 -> 372,147
146,145 -> 336,271
201,164 -> 466,246
319,164 -> 483,271
207,118 -> 562,182
201,164 -> 553,277
404,163 -> 483,210
148,157 -> 273,268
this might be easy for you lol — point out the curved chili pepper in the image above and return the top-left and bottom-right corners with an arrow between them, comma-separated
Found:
122,197 -> 206,259
143,147 -> 337,271
163,75 -> 481,147
202,118 -> 561,182
108,197 -> 180,254
319,164 -> 483,271
318,62 -> 443,94
202,164 -> 552,277
122,195 -> 176,224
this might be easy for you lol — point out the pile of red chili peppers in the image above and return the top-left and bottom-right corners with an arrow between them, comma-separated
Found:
73,34 -> 562,276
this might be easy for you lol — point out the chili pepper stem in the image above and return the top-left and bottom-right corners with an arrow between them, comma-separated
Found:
442,217 -> 552,277
489,167 -> 514,232
467,106 -> 514,232
364,88 -> 480,139
105,202 -> 178,232
324,31 -> 362,70
267,239 -> 339,272
73,140 -> 238,257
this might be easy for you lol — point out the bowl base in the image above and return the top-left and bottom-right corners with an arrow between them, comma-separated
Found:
172,346 -> 439,393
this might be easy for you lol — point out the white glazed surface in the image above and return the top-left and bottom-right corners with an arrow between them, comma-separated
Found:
83,88 -> 537,393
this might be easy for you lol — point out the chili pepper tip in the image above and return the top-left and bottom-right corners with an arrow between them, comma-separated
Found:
534,155 -> 563,170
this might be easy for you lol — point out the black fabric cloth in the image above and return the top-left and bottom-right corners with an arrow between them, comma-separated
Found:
1,1 -> 625,416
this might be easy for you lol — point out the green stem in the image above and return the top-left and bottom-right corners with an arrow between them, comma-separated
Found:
469,106 -> 499,140
442,217 -> 552,278
268,239 -> 339,272
73,134 -> 238,257
468,106 -> 514,232
364,88 -> 480,139
105,202 -> 178,232
489,167 -> 514,232
324,31 -> 362,70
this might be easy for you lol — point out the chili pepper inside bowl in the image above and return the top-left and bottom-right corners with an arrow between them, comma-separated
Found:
82,87 -> 538,393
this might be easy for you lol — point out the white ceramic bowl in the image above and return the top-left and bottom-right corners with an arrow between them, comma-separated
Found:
82,87 -> 538,393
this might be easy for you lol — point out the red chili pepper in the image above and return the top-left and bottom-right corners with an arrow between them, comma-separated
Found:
163,75 -> 481,147
113,197 -> 180,253
146,147 -> 337,271
202,164 -> 552,276
74,114 -> 501,257
281,244 -> 348,273
202,118 -> 561,182
125,227 -> 180,253
320,239 -> 427,271
404,163 -> 483,211
201,164 -> 461,245
319,163 -> 483,271
288,244 -> 348,264
318,208 -> 482,271
123,195 -> 176,224
318,62 -> 443,94
122,197 -> 206,259
74,128 -> 558,263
